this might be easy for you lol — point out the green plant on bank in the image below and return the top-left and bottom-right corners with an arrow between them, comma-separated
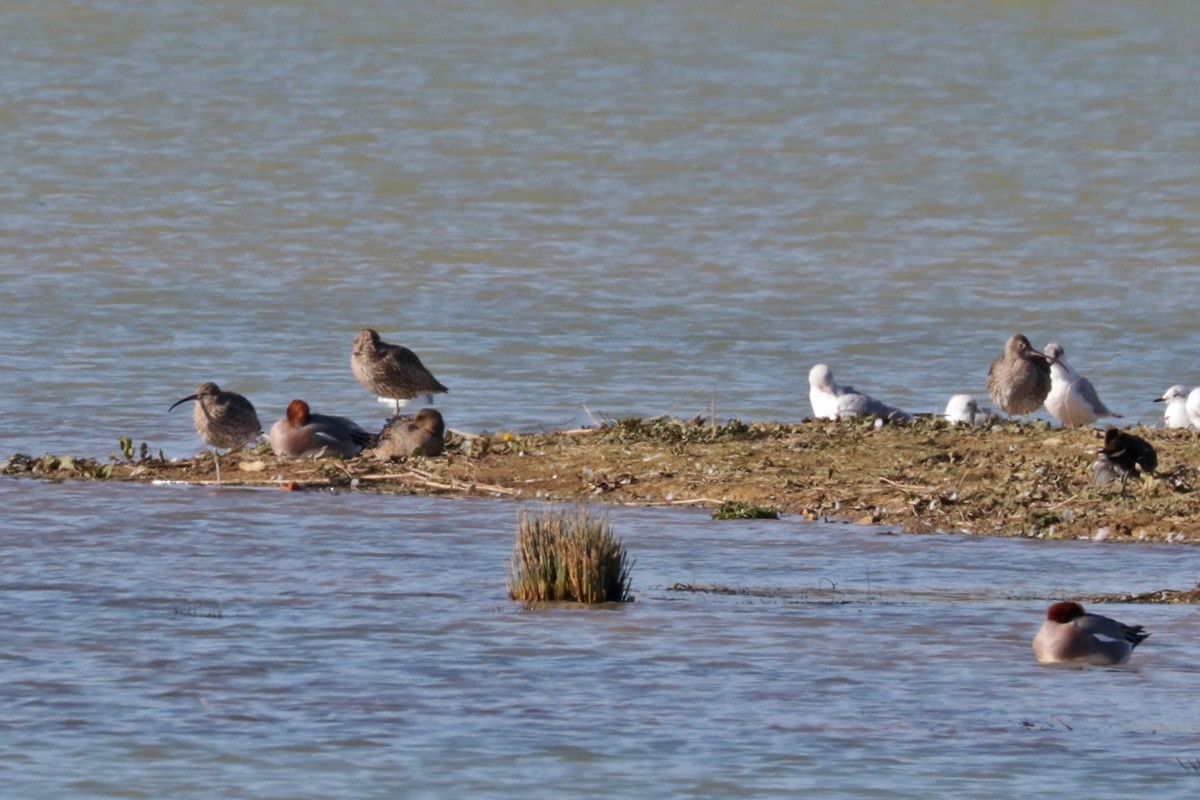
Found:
114,434 -> 168,465
711,501 -> 780,520
508,508 -> 633,603
115,436 -> 157,463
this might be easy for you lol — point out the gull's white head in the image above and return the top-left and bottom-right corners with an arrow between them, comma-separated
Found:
1156,385 -> 1188,403
1043,342 -> 1065,364
808,363 -> 835,391
945,394 -> 978,418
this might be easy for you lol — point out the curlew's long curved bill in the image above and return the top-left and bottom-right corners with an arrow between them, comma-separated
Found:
168,394 -> 199,412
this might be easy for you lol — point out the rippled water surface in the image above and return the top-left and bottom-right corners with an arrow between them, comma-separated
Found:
4,480 -> 1200,798
2,1 -> 1200,457
4,0 -> 1200,796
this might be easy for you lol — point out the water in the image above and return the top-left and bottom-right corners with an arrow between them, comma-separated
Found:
3,0 -> 1200,795
3,480 -> 1199,799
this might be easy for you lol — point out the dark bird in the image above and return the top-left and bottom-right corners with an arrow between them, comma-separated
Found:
986,333 -> 1051,416
372,408 -> 446,459
267,399 -> 373,459
351,329 -> 448,415
169,382 -> 262,484
1093,426 -> 1157,492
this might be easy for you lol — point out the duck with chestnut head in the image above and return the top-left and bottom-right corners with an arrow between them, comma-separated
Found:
268,399 -> 373,459
1033,601 -> 1149,666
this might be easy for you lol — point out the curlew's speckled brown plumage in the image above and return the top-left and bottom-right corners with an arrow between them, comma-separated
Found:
169,382 -> 261,483
267,399 -> 373,459
986,333 -> 1051,416
372,408 -> 446,459
351,329 -> 448,414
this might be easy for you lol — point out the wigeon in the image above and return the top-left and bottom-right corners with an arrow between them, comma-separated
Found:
1032,601 -> 1149,666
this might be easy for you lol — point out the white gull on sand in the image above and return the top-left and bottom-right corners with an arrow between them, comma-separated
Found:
807,363 -> 912,423
1154,384 -> 1195,429
1042,343 -> 1119,427
943,394 -> 995,425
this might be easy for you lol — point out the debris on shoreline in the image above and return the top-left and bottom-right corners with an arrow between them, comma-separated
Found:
6,416 -> 1200,551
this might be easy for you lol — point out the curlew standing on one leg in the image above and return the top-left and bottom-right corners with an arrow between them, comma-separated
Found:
351,329 -> 448,415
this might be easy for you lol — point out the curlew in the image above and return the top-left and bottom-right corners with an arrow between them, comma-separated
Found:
169,382 -> 261,484
351,328 -> 448,415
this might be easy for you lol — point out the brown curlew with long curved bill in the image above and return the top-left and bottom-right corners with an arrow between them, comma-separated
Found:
169,382 -> 262,484
351,328 -> 448,415
986,333 -> 1051,417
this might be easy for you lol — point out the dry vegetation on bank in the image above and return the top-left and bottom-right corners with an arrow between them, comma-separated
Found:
7,416 -> 1200,544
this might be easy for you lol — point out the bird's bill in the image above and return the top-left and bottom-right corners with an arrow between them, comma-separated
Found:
168,394 -> 199,412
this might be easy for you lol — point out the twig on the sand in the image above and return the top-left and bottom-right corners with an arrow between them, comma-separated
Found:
357,466 -> 519,496
1048,490 -> 1085,510
879,477 -> 933,493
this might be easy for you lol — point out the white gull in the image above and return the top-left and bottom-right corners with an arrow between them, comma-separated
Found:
1042,343 -> 1119,427
1153,384 -> 1194,429
807,363 -> 912,423
943,394 -> 995,425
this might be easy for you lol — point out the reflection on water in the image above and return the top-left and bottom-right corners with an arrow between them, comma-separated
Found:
2,480 -> 1198,798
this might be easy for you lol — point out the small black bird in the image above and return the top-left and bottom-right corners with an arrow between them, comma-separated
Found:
1093,427 -> 1157,492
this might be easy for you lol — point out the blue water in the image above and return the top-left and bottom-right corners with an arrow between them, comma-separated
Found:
4,0 -> 1200,796
3,480 -> 1199,798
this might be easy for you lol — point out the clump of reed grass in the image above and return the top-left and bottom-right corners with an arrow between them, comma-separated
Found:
711,501 -> 779,520
508,508 -> 633,603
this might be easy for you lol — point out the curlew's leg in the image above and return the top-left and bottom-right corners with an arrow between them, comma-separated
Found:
212,448 -> 222,486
